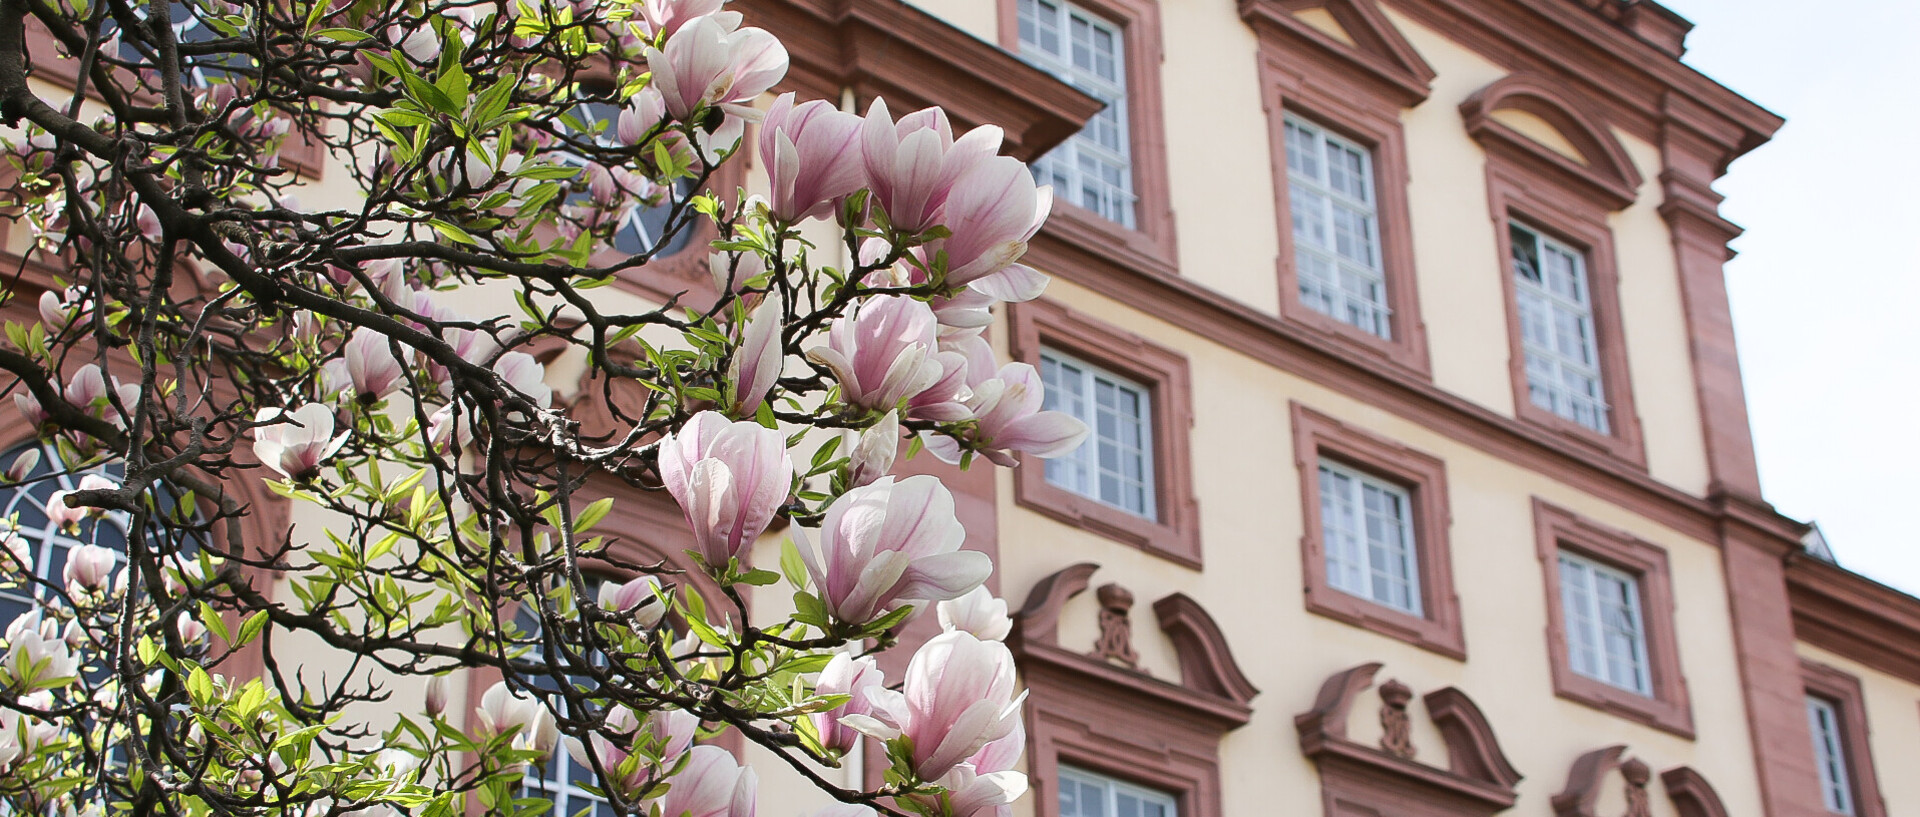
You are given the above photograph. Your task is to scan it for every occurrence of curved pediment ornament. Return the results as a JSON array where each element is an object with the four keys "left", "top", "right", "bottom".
[
  {"left": 1551, "top": 745, "right": 1655, "bottom": 817},
  {"left": 1660, "top": 766, "right": 1731, "bottom": 817},
  {"left": 1152, "top": 592, "right": 1260, "bottom": 706},
  {"left": 1460, "top": 74, "right": 1644, "bottom": 211},
  {"left": 1295, "top": 663, "right": 1522, "bottom": 813},
  {"left": 1009, "top": 564, "right": 1254, "bottom": 728}
]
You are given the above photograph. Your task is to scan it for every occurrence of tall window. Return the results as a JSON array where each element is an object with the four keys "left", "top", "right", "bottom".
[
  {"left": 1059, "top": 766, "right": 1177, "bottom": 817},
  {"left": 0, "top": 442, "right": 130, "bottom": 626},
  {"left": 1284, "top": 115, "right": 1390, "bottom": 338},
  {"left": 1039, "top": 349, "right": 1155, "bottom": 519},
  {"left": 516, "top": 600, "right": 617, "bottom": 817},
  {"left": 1557, "top": 552, "right": 1650, "bottom": 696},
  {"left": 1509, "top": 222, "right": 1609, "bottom": 434},
  {"left": 1807, "top": 695, "right": 1857, "bottom": 815},
  {"left": 1316, "top": 460, "right": 1419, "bottom": 615},
  {"left": 1017, "top": 0, "right": 1135, "bottom": 227}
]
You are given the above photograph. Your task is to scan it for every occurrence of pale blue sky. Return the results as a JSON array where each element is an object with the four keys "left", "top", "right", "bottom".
[{"left": 1663, "top": 0, "right": 1920, "bottom": 592}]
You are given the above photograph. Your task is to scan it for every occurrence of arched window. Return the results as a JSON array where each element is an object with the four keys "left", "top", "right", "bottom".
[
  {"left": 563, "top": 97, "right": 698, "bottom": 260},
  {"left": 0, "top": 442, "right": 131, "bottom": 626}
]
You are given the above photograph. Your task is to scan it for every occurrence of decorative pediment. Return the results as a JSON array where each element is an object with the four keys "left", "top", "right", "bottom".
[
  {"left": 1551, "top": 745, "right": 1653, "bottom": 817},
  {"left": 737, "top": 0, "right": 1104, "bottom": 162},
  {"left": 1660, "top": 766, "right": 1731, "bottom": 817},
  {"left": 1295, "top": 662, "right": 1522, "bottom": 813},
  {"left": 1238, "top": 0, "right": 1434, "bottom": 106},
  {"left": 1009, "top": 563, "right": 1257, "bottom": 728},
  {"left": 1461, "top": 74, "right": 1644, "bottom": 210}
]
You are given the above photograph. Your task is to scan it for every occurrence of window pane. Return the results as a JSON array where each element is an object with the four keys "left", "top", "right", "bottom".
[
  {"left": 1039, "top": 349, "right": 1155, "bottom": 520},
  {"left": 1284, "top": 114, "right": 1390, "bottom": 339},
  {"left": 1320, "top": 461, "right": 1420, "bottom": 615},
  {"left": 1560, "top": 552, "right": 1650, "bottom": 695},
  {"left": 1019, "top": 2, "right": 1134, "bottom": 228},
  {"left": 1807, "top": 696, "right": 1857, "bottom": 815},
  {"left": 1510, "top": 221, "right": 1610, "bottom": 434},
  {"left": 1059, "top": 768, "right": 1176, "bottom": 817}
]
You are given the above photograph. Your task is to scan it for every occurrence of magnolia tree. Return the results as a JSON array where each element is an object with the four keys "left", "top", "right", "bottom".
[{"left": 0, "top": 0, "right": 1089, "bottom": 814}]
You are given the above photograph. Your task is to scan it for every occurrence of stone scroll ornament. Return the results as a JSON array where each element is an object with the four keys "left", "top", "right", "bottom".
[{"left": 1091, "top": 582, "right": 1143, "bottom": 668}]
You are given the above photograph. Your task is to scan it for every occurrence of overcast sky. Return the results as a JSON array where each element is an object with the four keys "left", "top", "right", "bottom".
[{"left": 1659, "top": 0, "right": 1920, "bottom": 593}]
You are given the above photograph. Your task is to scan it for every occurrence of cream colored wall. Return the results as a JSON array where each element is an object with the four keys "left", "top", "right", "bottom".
[
  {"left": 988, "top": 275, "right": 1764, "bottom": 817},
  {"left": 1796, "top": 644, "right": 1920, "bottom": 816}
]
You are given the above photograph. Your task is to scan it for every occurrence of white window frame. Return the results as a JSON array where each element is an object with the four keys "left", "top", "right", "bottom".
[
  {"left": 1058, "top": 765, "right": 1178, "bottom": 817},
  {"left": 1807, "top": 694, "right": 1857, "bottom": 816},
  {"left": 1016, "top": 0, "right": 1137, "bottom": 228},
  {"left": 1316, "top": 459, "right": 1421, "bottom": 616},
  {"left": 1509, "top": 221, "right": 1611, "bottom": 434},
  {"left": 1039, "top": 348, "right": 1157, "bottom": 520},
  {"left": 1557, "top": 551, "right": 1652, "bottom": 696},
  {"left": 1284, "top": 114, "right": 1391, "bottom": 339}
]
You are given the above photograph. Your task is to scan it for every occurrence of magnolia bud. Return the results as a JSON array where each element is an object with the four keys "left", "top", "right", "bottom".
[
  {"left": 848, "top": 411, "right": 899, "bottom": 488},
  {"left": 424, "top": 674, "right": 450, "bottom": 718},
  {"left": 6, "top": 448, "right": 40, "bottom": 483}
]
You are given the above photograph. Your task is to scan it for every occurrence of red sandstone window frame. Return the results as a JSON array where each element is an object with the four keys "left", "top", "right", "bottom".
[
  {"left": 1009, "top": 299, "right": 1200, "bottom": 568},
  {"left": 997, "top": 0, "right": 1178, "bottom": 277},
  {"left": 1255, "top": 42, "right": 1431, "bottom": 375},
  {"left": 1800, "top": 659, "right": 1887, "bottom": 817},
  {"left": 1291, "top": 403, "right": 1463, "bottom": 658},
  {"left": 1532, "top": 499, "right": 1692, "bottom": 737},
  {"left": 1471, "top": 80, "right": 1647, "bottom": 468}
]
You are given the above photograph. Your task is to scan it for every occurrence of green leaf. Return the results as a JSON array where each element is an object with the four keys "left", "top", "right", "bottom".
[
  {"left": 779, "top": 538, "right": 808, "bottom": 589},
  {"left": 430, "top": 219, "right": 480, "bottom": 246},
  {"left": 573, "top": 497, "right": 613, "bottom": 533},
  {"left": 737, "top": 568, "right": 781, "bottom": 587},
  {"left": 312, "top": 27, "right": 373, "bottom": 42}
]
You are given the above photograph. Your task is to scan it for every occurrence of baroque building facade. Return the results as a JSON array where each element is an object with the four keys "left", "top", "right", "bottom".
[{"left": 5, "top": 1, "right": 1918, "bottom": 817}]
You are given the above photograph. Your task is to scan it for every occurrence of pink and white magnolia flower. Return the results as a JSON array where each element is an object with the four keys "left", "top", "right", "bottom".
[
  {"left": 644, "top": 745, "right": 757, "bottom": 817},
  {"left": 0, "top": 524, "right": 29, "bottom": 575},
  {"left": 636, "top": 0, "right": 735, "bottom": 38},
  {"left": 598, "top": 575, "right": 668, "bottom": 629},
  {"left": 64, "top": 364, "right": 106, "bottom": 408},
  {"left": 925, "top": 362, "right": 1087, "bottom": 468},
  {"left": 923, "top": 720, "right": 1029, "bottom": 817},
  {"left": 924, "top": 156, "right": 1053, "bottom": 299},
  {"left": 846, "top": 630, "right": 1023, "bottom": 781},
  {"left": 324, "top": 328, "right": 408, "bottom": 403},
  {"left": 759, "top": 93, "right": 867, "bottom": 223},
  {"left": 62, "top": 544, "right": 116, "bottom": 592},
  {"left": 4, "top": 627, "right": 79, "bottom": 691},
  {"left": 797, "top": 475, "right": 989, "bottom": 626},
  {"left": 5, "top": 448, "right": 39, "bottom": 483},
  {"left": 657, "top": 411, "right": 794, "bottom": 569},
  {"left": 252, "top": 404, "right": 350, "bottom": 481},
  {"left": 806, "top": 296, "right": 946, "bottom": 413},
  {"left": 937, "top": 587, "right": 1012, "bottom": 642},
  {"left": 474, "top": 681, "right": 557, "bottom": 757},
  {"left": 617, "top": 87, "right": 668, "bottom": 145},
  {"left": 37, "top": 286, "right": 90, "bottom": 333},
  {"left": 811, "top": 652, "right": 884, "bottom": 755},
  {"left": 567, "top": 706, "right": 698, "bottom": 795},
  {"left": 861, "top": 98, "right": 1004, "bottom": 235},
  {"left": 645, "top": 16, "right": 787, "bottom": 122},
  {"left": 43, "top": 491, "right": 86, "bottom": 534},
  {"left": 493, "top": 352, "right": 553, "bottom": 411},
  {"left": 727, "top": 291, "right": 784, "bottom": 417},
  {"left": 135, "top": 204, "right": 163, "bottom": 242},
  {"left": 12, "top": 394, "right": 46, "bottom": 428},
  {"left": 846, "top": 410, "right": 899, "bottom": 489},
  {"left": 424, "top": 674, "right": 450, "bottom": 718}
]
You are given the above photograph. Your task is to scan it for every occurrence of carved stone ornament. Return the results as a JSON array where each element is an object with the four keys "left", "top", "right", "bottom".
[
  {"left": 1295, "top": 663, "right": 1522, "bottom": 815},
  {"left": 1091, "top": 582, "right": 1142, "bottom": 668},
  {"left": 1552, "top": 745, "right": 1661, "bottom": 817},
  {"left": 1621, "top": 758, "right": 1652, "bottom": 817},
  {"left": 1379, "top": 679, "right": 1415, "bottom": 760}
]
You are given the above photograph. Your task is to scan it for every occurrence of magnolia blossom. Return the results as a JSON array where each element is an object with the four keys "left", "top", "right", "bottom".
[
  {"left": 646, "top": 16, "right": 787, "bottom": 121},
  {"left": 925, "top": 362, "right": 1087, "bottom": 467},
  {"left": 759, "top": 93, "right": 866, "bottom": 223},
  {"left": 6, "top": 448, "right": 40, "bottom": 483},
  {"left": 617, "top": 87, "right": 668, "bottom": 145},
  {"left": 807, "top": 296, "right": 945, "bottom": 413},
  {"left": 252, "top": 404, "right": 350, "bottom": 480},
  {"left": 493, "top": 352, "right": 552, "bottom": 411},
  {"left": 568, "top": 706, "right": 698, "bottom": 795},
  {"left": 597, "top": 575, "right": 668, "bottom": 629},
  {"left": 324, "top": 329, "right": 408, "bottom": 403},
  {"left": 37, "top": 286, "right": 90, "bottom": 332},
  {"left": 709, "top": 249, "right": 767, "bottom": 294},
  {"left": 644, "top": 745, "right": 756, "bottom": 817},
  {"left": 5, "top": 626, "right": 79, "bottom": 691},
  {"left": 64, "top": 364, "right": 106, "bottom": 408},
  {"left": 798, "top": 475, "right": 989, "bottom": 626},
  {"left": 847, "top": 630, "right": 1023, "bottom": 781},
  {"left": 861, "top": 98, "right": 1003, "bottom": 234},
  {"left": 12, "top": 394, "right": 46, "bottom": 428},
  {"left": 727, "top": 291, "right": 783, "bottom": 417},
  {"left": 63, "top": 544, "right": 116, "bottom": 592},
  {"left": 474, "top": 681, "right": 558, "bottom": 757},
  {"left": 424, "top": 674, "right": 450, "bottom": 718},
  {"left": 43, "top": 491, "right": 86, "bottom": 533},
  {"left": 657, "top": 411, "right": 794, "bottom": 569},
  {"left": 811, "top": 653, "right": 883, "bottom": 754},
  {"left": 0, "top": 524, "right": 28, "bottom": 575},
  {"left": 846, "top": 410, "right": 899, "bottom": 489},
  {"left": 925, "top": 720, "right": 1028, "bottom": 817},
  {"left": 937, "top": 587, "right": 1012, "bottom": 642},
  {"left": 926, "top": 156, "right": 1052, "bottom": 299},
  {"left": 637, "top": 0, "right": 734, "bottom": 37}
]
